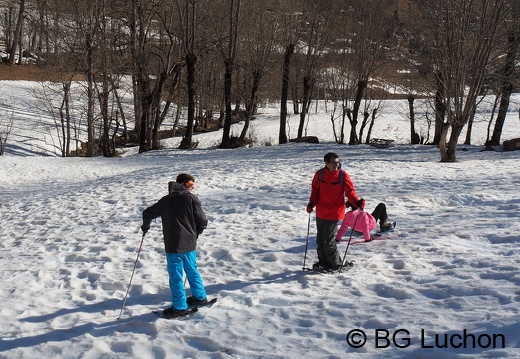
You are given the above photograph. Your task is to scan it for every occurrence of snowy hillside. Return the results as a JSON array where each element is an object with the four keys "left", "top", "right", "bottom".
[{"left": 1, "top": 80, "right": 520, "bottom": 358}]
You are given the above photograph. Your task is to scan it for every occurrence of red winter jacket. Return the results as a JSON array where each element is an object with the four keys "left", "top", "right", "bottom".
[{"left": 308, "top": 168, "right": 360, "bottom": 221}]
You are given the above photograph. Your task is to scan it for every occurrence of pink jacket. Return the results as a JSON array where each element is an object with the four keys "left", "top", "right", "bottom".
[{"left": 336, "top": 209, "right": 376, "bottom": 241}]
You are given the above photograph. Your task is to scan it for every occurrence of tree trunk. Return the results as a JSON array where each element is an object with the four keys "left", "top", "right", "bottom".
[
  {"left": 86, "top": 33, "right": 95, "bottom": 157},
  {"left": 180, "top": 53, "right": 198, "bottom": 149},
  {"left": 138, "top": 91, "right": 151, "bottom": 153},
  {"left": 220, "top": 58, "right": 234, "bottom": 148},
  {"left": 98, "top": 15, "right": 114, "bottom": 157},
  {"left": 59, "top": 82, "right": 71, "bottom": 157},
  {"left": 9, "top": 0, "right": 25, "bottom": 65},
  {"left": 298, "top": 75, "right": 312, "bottom": 138},
  {"left": 159, "top": 64, "right": 180, "bottom": 135},
  {"left": 279, "top": 44, "right": 294, "bottom": 144},
  {"left": 151, "top": 72, "right": 166, "bottom": 150},
  {"left": 292, "top": 86, "right": 300, "bottom": 114},
  {"left": 490, "top": 31, "right": 519, "bottom": 146},
  {"left": 443, "top": 124, "right": 464, "bottom": 162},
  {"left": 349, "top": 80, "right": 366, "bottom": 145},
  {"left": 433, "top": 72, "right": 445, "bottom": 146},
  {"left": 358, "top": 111, "right": 369, "bottom": 143},
  {"left": 365, "top": 108, "right": 377, "bottom": 143},
  {"left": 438, "top": 123, "right": 450, "bottom": 162},
  {"left": 131, "top": 73, "right": 141, "bottom": 133},
  {"left": 110, "top": 80, "right": 128, "bottom": 140},
  {"left": 339, "top": 104, "right": 347, "bottom": 144},
  {"left": 463, "top": 107, "right": 476, "bottom": 145},
  {"left": 99, "top": 78, "right": 112, "bottom": 157},
  {"left": 137, "top": 68, "right": 152, "bottom": 153},
  {"left": 240, "top": 70, "right": 261, "bottom": 141},
  {"left": 408, "top": 94, "right": 420, "bottom": 144}
]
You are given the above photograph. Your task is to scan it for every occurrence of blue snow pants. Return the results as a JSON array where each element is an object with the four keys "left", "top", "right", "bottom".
[{"left": 165, "top": 251, "right": 207, "bottom": 310}]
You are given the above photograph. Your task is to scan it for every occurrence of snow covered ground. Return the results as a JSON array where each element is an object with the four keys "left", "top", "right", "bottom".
[{"left": 1, "top": 80, "right": 520, "bottom": 358}]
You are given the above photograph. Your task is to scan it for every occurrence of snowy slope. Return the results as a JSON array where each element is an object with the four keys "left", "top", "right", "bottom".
[{"left": 1, "top": 80, "right": 520, "bottom": 358}]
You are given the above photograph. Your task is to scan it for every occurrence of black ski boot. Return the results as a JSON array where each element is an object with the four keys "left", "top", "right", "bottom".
[
  {"left": 186, "top": 296, "right": 208, "bottom": 308},
  {"left": 162, "top": 307, "right": 189, "bottom": 319}
]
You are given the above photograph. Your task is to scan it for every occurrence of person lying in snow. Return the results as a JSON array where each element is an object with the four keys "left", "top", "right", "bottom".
[{"left": 335, "top": 201, "right": 393, "bottom": 242}]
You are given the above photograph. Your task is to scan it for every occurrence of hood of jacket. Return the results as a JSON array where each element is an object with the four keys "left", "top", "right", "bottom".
[{"left": 168, "top": 182, "right": 189, "bottom": 197}]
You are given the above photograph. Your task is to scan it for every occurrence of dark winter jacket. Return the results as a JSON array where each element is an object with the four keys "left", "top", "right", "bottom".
[{"left": 142, "top": 183, "right": 208, "bottom": 253}]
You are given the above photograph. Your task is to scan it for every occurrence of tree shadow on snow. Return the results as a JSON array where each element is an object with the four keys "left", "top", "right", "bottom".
[{"left": 0, "top": 295, "right": 166, "bottom": 352}]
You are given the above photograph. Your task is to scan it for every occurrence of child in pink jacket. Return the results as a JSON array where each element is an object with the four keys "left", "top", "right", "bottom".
[{"left": 336, "top": 202, "right": 392, "bottom": 242}]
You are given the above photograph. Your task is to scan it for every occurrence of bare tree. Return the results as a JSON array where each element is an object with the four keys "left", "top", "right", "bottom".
[
  {"left": 32, "top": 78, "right": 79, "bottom": 157},
  {"left": 129, "top": 0, "right": 154, "bottom": 153},
  {"left": 360, "top": 98, "right": 385, "bottom": 144},
  {"left": 278, "top": 0, "right": 302, "bottom": 144},
  {"left": 8, "top": 0, "right": 25, "bottom": 65},
  {"left": 199, "top": 0, "right": 242, "bottom": 148},
  {"left": 325, "top": 45, "right": 356, "bottom": 144},
  {"left": 407, "top": 94, "right": 421, "bottom": 144},
  {"left": 238, "top": 0, "right": 277, "bottom": 143},
  {"left": 128, "top": 0, "right": 183, "bottom": 153},
  {"left": 414, "top": 0, "right": 510, "bottom": 162},
  {"left": 177, "top": 0, "right": 211, "bottom": 149},
  {"left": 489, "top": 2, "right": 520, "bottom": 146},
  {"left": 211, "top": 0, "right": 241, "bottom": 149},
  {"left": 279, "top": 44, "right": 295, "bottom": 144},
  {"left": 95, "top": 4, "right": 130, "bottom": 157},
  {"left": 346, "top": 0, "right": 391, "bottom": 145},
  {"left": 55, "top": 0, "right": 104, "bottom": 156},
  {"left": 6, "top": 0, "right": 517, "bottom": 158},
  {"left": 296, "top": 0, "right": 332, "bottom": 139},
  {"left": 326, "top": 0, "right": 392, "bottom": 145}
]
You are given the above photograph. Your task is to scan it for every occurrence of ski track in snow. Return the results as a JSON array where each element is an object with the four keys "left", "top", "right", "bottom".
[{"left": 1, "top": 81, "right": 520, "bottom": 358}]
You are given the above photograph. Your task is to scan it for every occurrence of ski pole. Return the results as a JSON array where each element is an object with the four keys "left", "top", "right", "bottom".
[
  {"left": 117, "top": 233, "right": 145, "bottom": 319},
  {"left": 339, "top": 208, "right": 361, "bottom": 273},
  {"left": 302, "top": 212, "right": 311, "bottom": 270}
]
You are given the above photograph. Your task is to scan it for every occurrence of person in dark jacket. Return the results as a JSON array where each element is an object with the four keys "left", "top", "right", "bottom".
[
  {"left": 307, "top": 152, "right": 363, "bottom": 271},
  {"left": 141, "top": 173, "right": 208, "bottom": 318}
]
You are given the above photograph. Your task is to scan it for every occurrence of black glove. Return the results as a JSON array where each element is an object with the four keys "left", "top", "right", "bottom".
[
  {"left": 306, "top": 202, "right": 314, "bottom": 213},
  {"left": 356, "top": 198, "right": 366, "bottom": 209},
  {"left": 141, "top": 223, "right": 150, "bottom": 234}
]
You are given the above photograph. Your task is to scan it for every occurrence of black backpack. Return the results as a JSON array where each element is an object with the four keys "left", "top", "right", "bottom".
[{"left": 318, "top": 168, "right": 345, "bottom": 186}]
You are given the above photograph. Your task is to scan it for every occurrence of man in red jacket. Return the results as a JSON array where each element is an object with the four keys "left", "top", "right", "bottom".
[{"left": 307, "top": 152, "right": 363, "bottom": 271}]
